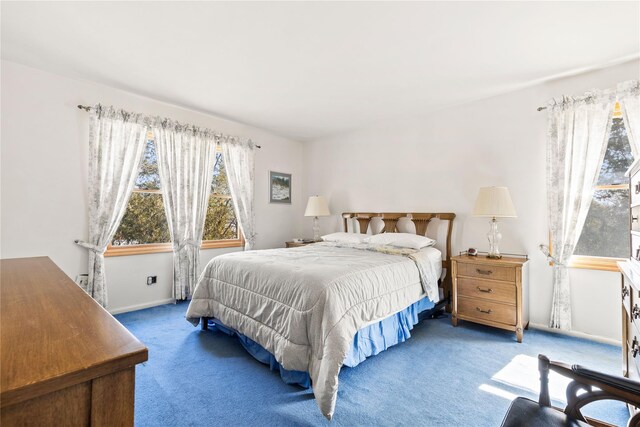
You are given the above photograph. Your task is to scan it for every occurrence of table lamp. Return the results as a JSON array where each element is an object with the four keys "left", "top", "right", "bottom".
[
  {"left": 305, "top": 196, "right": 331, "bottom": 242},
  {"left": 472, "top": 186, "right": 517, "bottom": 259}
]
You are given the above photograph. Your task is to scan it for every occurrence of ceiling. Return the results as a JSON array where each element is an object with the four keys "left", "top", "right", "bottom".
[{"left": 2, "top": 1, "right": 639, "bottom": 141}]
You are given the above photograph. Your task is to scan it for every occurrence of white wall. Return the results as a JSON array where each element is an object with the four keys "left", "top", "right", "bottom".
[
  {"left": 0, "top": 60, "right": 305, "bottom": 313},
  {"left": 303, "top": 59, "right": 640, "bottom": 343},
  {"left": 2, "top": 58, "right": 637, "bottom": 340}
]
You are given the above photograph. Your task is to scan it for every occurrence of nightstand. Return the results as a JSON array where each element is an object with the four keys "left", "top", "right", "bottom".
[
  {"left": 285, "top": 241, "right": 315, "bottom": 248},
  {"left": 451, "top": 254, "right": 529, "bottom": 342}
]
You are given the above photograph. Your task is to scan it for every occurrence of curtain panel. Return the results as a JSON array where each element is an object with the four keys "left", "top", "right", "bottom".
[
  {"left": 618, "top": 80, "right": 640, "bottom": 158},
  {"left": 76, "top": 103, "right": 256, "bottom": 304},
  {"left": 153, "top": 120, "right": 217, "bottom": 301},
  {"left": 221, "top": 139, "right": 257, "bottom": 250},
  {"left": 75, "top": 105, "right": 149, "bottom": 307},
  {"left": 545, "top": 90, "right": 615, "bottom": 330}
]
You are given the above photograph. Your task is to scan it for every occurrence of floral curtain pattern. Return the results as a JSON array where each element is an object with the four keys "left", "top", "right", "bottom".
[
  {"left": 545, "top": 90, "right": 615, "bottom": 330},
  {"left": 75, "top": 104, "right": 148, "bottom": 307},
  {"left": 76, "top": 103, "right": 256, "bottom": 303},
  {"left": 152, "top": 120, "right": 217, "bottom": 300},
  {"left": 221, "top": 139, "right": 257, "bottom": 250},
  {"left": 618, "top": 80, "right": 640, "bottom": 158}
]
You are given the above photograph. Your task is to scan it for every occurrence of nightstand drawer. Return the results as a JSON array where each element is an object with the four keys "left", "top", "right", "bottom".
[
  {"left": 457, "top": 262, "right": 515, "bottom": 282},
  {"left": 457, "top": 277, "right": 515, "bottom": 304},
  {"left": 458, "top": 296, "right": 516, "bottom": 326}
]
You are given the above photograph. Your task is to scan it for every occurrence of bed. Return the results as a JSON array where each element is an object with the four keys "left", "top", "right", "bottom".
[{"left": 186, "top": 212, "right": 455, "bottom": 419}]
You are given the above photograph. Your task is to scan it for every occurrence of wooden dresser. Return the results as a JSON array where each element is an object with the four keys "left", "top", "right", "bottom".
[
  {"left": 619, "top": 158, "right": 640, "bottom": 417},
  {"left": 619, "top": 262, "right": 640, "bottom": 385},
  {"left": 0, "top": 257, "right": 148, "bottom": 426},
  {"left": 451, "top": 254, "right": 529, "bottom": 342}
]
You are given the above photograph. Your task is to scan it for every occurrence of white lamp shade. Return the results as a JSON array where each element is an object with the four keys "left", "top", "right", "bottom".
[
  {"left": 304, "top": 196, "right": 331, "bottom": 217},
  {"left": 472, "top": 186, "right": 517, "bottom": 218}
]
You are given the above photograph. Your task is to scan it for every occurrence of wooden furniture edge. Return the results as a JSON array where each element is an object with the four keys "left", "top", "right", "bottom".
[
  {"left": 515, "top": 265, "right": 524, "bottom": 342},
  {"left": 451, "top": 258, "right": 459, "bottom": 326},
  {"left": 623, "top": 277, "right": 629, "bottom": 380},
  {"left": 451, "top": 254, "right": 528, "bottom": 266},
  {"left": 455, "top": 314, "right": 519, "bottom": 332},
  {"left": 1, "top": 257, "right": 148, "bottom": 408},
  {"left": 1, "top": 349, "right": 148, "bottom": 408}
]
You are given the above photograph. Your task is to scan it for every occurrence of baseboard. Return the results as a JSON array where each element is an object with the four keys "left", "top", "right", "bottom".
[
  {"left": 529, "top": 322, "right": 621, "bottom": 347},
  {"left": 109, "top": 298, "right": 175, "bottom": 315}
]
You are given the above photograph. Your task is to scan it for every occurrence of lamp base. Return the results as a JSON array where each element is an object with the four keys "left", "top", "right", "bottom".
[
  {"left": 487, "top": 217, "right": 503, "bottom": 259},
  {"left": 312, "top": 217, "right": 320, "bottom": 242}
]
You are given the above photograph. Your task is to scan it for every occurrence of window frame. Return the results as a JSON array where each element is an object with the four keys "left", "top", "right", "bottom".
[
  {"left": 105, "top": 237, "right": 245, "bottom": 257},
  {"left": 549, "top": 103, "right": 629, "bottom": 272},
  {"left": 566, "top": 182, "right": 628, "bottom": 271},
  {"left": 105, "top": 144, "right": 244, "bottom": 257}
]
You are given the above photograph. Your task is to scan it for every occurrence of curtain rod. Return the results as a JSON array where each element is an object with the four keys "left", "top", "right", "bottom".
[{"left": 77, "top": 105, "right": 262, "bottom": 148}]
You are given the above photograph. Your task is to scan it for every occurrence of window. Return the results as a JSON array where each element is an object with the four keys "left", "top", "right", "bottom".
[
  {"left": 569, "top": 102, "right": 633, "bottom": 271},
  {"left": 106, "top": 136, "right": 242, "bottom": 257},
  {"left": 201, "top": 150, "right": 242, "bottom": 247}
]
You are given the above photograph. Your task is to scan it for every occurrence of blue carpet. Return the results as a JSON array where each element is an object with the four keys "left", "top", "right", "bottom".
[{"left": 116, "top": 302, "right": 629, "bottom": 426}]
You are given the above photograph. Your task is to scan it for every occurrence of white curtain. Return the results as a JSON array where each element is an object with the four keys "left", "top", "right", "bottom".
[
  {"left": 618, "top": 80, "right": 640, "bottom": 157},
  {"left": 221, "top": 139, "right": 256, "bottom": 250},
  {"left": 545, "top": 90, "right": 614, "bottom": 330},
  {"left": 75, "top": 105, "right": 148, "bottom": 307},
  {"left": 153, "top": 120, "right": 217, "bottom": 300}
]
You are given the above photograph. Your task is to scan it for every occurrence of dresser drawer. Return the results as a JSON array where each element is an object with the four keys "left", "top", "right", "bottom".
[
  {"left": 632, "top": 301, "right": 640, "bottom": 329},
  {"left": 627, "top": 312, "right": 638, "bottom": 347},
  {"left": 632, "top": 233, "right": 640, "bottom": 262},
  {"left": 628, "top": 333, "right": 640, "bottom": 378},
  {"left": 457, "top": 262, "right": 515, "bottom": 282},
  {"left": 624, "top": 279, "right": 633, "bottom": 318},
  {"left": 457, "top": 277, "right": 515, "bottom": 305},
  {"left": 632, "top": 206, "right": 640, "bottom": 232},
  {"left": 458, "top": 296, "right": 516, "bottom": 326},
  {"left": 632, "top": 170, "right": 640, "bottom": 207},
  {"left": 631, "top": 169, "right": 640, "bottom": 206}
]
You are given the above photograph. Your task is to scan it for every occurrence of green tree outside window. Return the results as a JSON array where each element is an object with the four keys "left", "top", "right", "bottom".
[{"left": 112, "top": 140, "right": 239, "bottom": 247}]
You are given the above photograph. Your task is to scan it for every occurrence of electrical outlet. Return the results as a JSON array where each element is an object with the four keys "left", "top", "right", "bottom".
[
  {"left": 76, "top": 274, "right": 88, "bottom": 289},
  {"left": 146, "top": 276, "right": 157, "bottom": 286}
]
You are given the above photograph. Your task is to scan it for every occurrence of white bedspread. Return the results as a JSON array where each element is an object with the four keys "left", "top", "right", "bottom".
[{"left": 186, "top": 242, "right": 441, "bottom": 419}]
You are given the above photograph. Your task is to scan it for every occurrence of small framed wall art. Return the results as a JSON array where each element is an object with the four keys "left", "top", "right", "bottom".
[{"left": 269, "top": 171, "right": 291, "bottom": 204}]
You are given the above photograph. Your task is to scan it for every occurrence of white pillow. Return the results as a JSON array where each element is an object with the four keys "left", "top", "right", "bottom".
[
  {"left": 321, "top": 232, "right": 369, "bottom": 244},
  {"left": 366, "top": 233, "right": 436, "bottom": 250},
  {"left": 367, "top": 217, "right": 386, "bottom": 235}
]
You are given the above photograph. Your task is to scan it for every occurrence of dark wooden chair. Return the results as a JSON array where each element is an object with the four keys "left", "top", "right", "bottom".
[{"left": 501, "top": 354, "right": 640, "bottom": 427}]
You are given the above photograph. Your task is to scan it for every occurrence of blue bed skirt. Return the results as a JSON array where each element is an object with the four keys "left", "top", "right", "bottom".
[{"left": 207, "top": 296, "right": 435, "bottom": 388}]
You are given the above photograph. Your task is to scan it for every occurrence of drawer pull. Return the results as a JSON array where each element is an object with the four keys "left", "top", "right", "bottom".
[
  {"left": 636, "top": 182, "right": 640, "bottom": 194},
  {"left": 633, "top": 337, "right": 640, "bottom": 358},
  {"left": 633, "top": 304, "right": 640, "bottom": 320},
  {"left": 623, "top": 287, "right": 630, "bottom": 299},
  {"left": 476, "top": 307, "right": 492, "bottom": 314},
  {"left": 633, "top": 216, "right": 639, "bottom": 223},
  {"left": 476, "top": 269, "right": 493, "bottom": 276},
  {"left": 476, "top": 287, "right": 493, "bottom": 293}
]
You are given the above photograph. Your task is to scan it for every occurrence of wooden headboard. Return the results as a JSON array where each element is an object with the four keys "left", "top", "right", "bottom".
[{"left": 342, "top": 212, "right": 456, "bottom": 307}]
